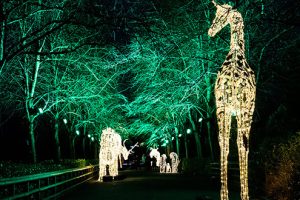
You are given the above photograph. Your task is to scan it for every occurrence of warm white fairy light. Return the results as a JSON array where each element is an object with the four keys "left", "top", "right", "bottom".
[
  {"left": 208, "top": 1, "right": 256, "bottom": 200},
  {"left": 98, "top": 127, "right": 134, "bottom": 182},
  {"left": 169, "top": 152, "right": 180, "bottom": 173}
]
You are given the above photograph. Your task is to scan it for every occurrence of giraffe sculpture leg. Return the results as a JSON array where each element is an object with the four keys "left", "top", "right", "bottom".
[
  {"left": 236, "top": 89, "right": 255, "bottom": 200},
  {"left": 236, "top": 124, "right": 250, "bottom": 200},
  {"left": 216, "top": 105, "right": 232, "bottom": 200}
]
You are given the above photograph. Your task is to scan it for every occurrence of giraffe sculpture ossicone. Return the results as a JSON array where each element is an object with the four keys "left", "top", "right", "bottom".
[{"left": 208, "top": 1, "right": 256, "bottom": 200}]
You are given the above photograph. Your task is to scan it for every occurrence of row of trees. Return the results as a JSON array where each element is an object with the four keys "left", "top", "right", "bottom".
[{"left": 0, "top": 0, "right": 298, "bottom": 163}]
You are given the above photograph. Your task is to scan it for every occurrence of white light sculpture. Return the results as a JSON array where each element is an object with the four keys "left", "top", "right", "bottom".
[
  {"left": 98, "top": 127, "right": 136, "bottom": 182},
  {"left": 208, "top": 1, "right": 256, "bottom": 200},
  {"left": 166, "top": 163, "right": 171, "bottom": 173},
  {"left": 159, "top": 154, "right": 167, "bottom": 173},
  {"left": 169, "top": 152, "right": 180, "bottom": 173},
  {"left": 149, "top": 148, "right": 160, "bottom": 167},
  {"left": 121, "top": 139, "right": 139, "bottom": 160}
]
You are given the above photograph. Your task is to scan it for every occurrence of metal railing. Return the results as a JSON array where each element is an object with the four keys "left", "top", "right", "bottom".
[{"left": 0, "top": 165, "right": 99, "bottom": 199}]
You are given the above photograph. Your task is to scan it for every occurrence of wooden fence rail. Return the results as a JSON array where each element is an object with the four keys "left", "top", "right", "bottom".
[{"left": 0, "top": 165, "right": 99, "bottom": 200}]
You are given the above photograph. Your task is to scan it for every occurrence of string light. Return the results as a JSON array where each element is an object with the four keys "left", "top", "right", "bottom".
[{"left": 208, "top": 1, "right": 256, "bottom": 200}]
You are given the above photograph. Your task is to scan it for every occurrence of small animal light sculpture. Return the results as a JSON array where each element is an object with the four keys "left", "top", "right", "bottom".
[
  {"left": 208, "top": 1, "right": 256, "bottom": 200},
  {"left": 149, "top": 148, "right": 160, "bottom": 168},
  {"left": 169, "top": 152, "right": 180, "bottom": 173},
  {"left": 98, "top": 128, "right": 137, "bottom": 182},
  {"left": 160, "top": 154, "right": 167, "bottom": 173},
  {"left": 166, "top": 163, "right": 171, "bottom": 173}
]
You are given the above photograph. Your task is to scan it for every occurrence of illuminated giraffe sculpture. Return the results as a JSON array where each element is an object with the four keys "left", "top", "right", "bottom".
[{"left": 208, "top": 1, "right": 256, "bottom": 200}]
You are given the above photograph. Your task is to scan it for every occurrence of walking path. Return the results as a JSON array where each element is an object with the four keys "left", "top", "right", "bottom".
[{"left": 61, "top": 169, "right": 240, "bottom": 200}]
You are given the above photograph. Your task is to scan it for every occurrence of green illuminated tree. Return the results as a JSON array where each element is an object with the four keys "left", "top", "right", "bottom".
[{"left": 124, "top": 0, "right": 221, "bottom": 160}]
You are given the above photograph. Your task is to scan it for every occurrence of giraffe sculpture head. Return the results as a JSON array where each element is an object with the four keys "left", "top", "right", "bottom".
[{"left": 208, "top": 1, "right": 233, "bottom": 37}]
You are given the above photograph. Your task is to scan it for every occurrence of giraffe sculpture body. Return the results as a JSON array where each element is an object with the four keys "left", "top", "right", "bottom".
[{"left": 208, "top": 1, "right": 256, "bottom": 200}]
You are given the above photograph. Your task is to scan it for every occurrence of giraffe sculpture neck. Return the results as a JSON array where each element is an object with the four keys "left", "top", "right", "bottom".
[{"left": 229, "top": 11, "right": 245, "bottom": 54}]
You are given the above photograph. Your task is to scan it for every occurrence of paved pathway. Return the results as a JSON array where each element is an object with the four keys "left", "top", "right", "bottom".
[{"left": 61, "top": 169, "right": 240, "bottom": 200}]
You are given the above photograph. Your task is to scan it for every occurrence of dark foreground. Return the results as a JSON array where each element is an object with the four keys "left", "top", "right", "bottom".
[{"left": 60, "top": 169, "right": 240, "bottom": 200}]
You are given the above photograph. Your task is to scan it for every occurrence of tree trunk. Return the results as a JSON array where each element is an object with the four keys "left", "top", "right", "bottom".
[
  {"left": 54, "top": 114, "right": 61, "bottom": 161},
  {"left": 29, "top": 118, "right": 37, "bottom": 163},
  {"left": 183, "top": 127, "right": 189, "bottom": 158},
  {"left": 200, "top": 35, "right": 214, "bottom": 160},
  {"left": 206, "top": 113, "right": 214, "bottom": 160},
  {"left": 204, "top": 59, "right": 214, "bottom": 160},
  {"left": 82, "top": 137, "right": 86, "bottom": 158},
  {"left": 69, "top": 134, "right": 75, "bottom": 159},
  {"left": 82, "top": 125, "right": 86, "bottom": 158},
  {"left": 189, "top": 115, "right": 202, "bottom": 159},
  {"left": 175, "top": 127, "right": 180, "bottom": 156},
  {"left": 169, "top": 139, "right": 173, "bottom": 154},
  {"left": 93, "top": 141, "right": 98, "bottom": 159}
]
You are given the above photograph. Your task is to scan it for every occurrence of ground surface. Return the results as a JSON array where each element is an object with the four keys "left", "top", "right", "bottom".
[{"left": 61, "top": 169, "right": 241, "bottom": 200}]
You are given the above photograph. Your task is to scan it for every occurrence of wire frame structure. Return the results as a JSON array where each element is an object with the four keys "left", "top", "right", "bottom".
[{"left": 208, "top": 1, "right": 256, "bottom": 200}]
